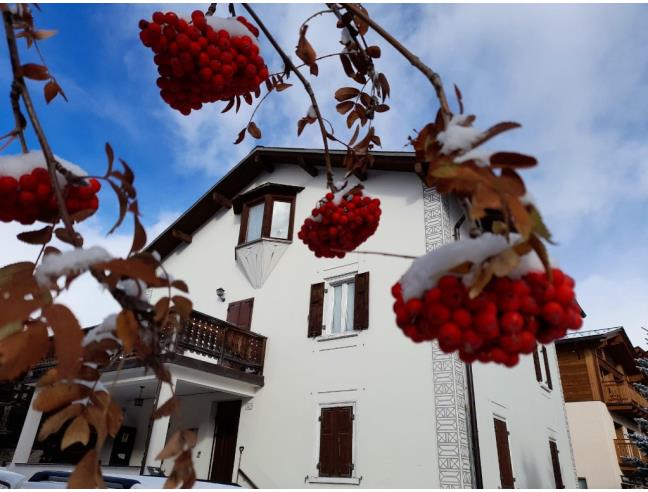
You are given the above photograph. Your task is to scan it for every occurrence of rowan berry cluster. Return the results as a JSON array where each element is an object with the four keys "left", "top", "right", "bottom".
[
  {"left": 298, "top": 189, "right": 381, "bottom": 258},
  {"left": 138, "top": 10, "right": 269, "bottom": 115},
  {"left": 0, "top": 168, "right": 100, "bottom": 225},
  {"left": 392, "top": 268, "right": 582, "bottom": 366}
]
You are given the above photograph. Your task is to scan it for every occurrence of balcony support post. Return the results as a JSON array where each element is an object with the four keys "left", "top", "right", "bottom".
[
  {"left": 143, "top": 376, "right": 176, "bottom": 474},
  {"left": 11, "top": 389, "right": 42, "bottom": 465}
]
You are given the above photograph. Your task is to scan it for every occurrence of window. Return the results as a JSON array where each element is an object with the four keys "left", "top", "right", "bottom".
[
  {"left": 307, "top": 272, "right": 369, "bottom": 338},
  {"left": 549, "top": 440, "right": 565, "bottom": 489},
  {"left": 494, "top": 418, "right": 515, "bottom": 489},
  {"left": 234, "top": 183, "right": 304, "bottom": 246},
  {"left": 577, "top": 477, "right": 588, "bottom": 489},
  {"left": 533, "top": 345, "right": 553, "bottom": 389},
  {"left": 318, "top": 406, "right": 354, "bottom": 478}
]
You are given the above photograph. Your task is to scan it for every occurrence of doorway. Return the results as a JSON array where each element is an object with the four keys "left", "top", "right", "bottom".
[{"left": 209, "top": 400, "right": 242, "bottom": 484}]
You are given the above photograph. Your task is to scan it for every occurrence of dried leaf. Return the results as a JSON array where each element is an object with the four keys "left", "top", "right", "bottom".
[
  {"left": 295, "top": 24, "right": 317, "bottom": 67},
  {"left": 377, "top": 73, "right": 390, "bottom": 101},
  {"left": 33, "top": 29, "right": 57, "bottom": 40},
  {"left": 172, "top": 295, "right": 193, "bottom": 320},
  {"left": 43, "top": 79, "right": 60, "bottom": 104},
  {"left": 375, "top": 104, "right": 390, "bottom": 113},
  {"left": 310, "top": 62, "right": 319, "bottom": 76},
  {"left": 529, "top": 205, "right": 553, "bottom": 243},
  {"left": 489, "top": 152, "right": 537, "bottom": 169},
  {"left": 154, "top": 397, "right": 180, "bottom": 419},
  {"left": 247, "top": 122, "right": 262, "bottom": 139},
  {"left": 0, "top": 322, "right": 49, "bottom": 380},
  {"left": 107, "top": 400, "right": 124, "bottom": 437},
  {"left": 61, "top": 414, "right": 90, "bottom": 450},
  {"left": 17, "top": 225, "right": 52, "bottom": 245},
  {"left": 529, "top": 234, "right": 552, "bottom": 279},
  {"left": 472, "top": 122, "right": 522, "bottom": 149},
  {"left": 234, "top": 128, "right": 246, "bottom": 145},
  {"left": 156, "top": 431, "right": 183, "bottom": 460},
  {"left": 43, "top": 304, "right": 83, "bottom": 378},
  {"left": 116, "top": 309, "right": 139, "bottom": 353},
  {"left": 334, "top": 87, "right": 360, "bottom": 102},
  {"left": 490, "top": 248, "right": 521, "bottom": 277},
  {"left": 339, "top": 54, "right": 355, "bottom": 78},
  {"left": 171, "top": 280, "right": 189, "bottom": 293},
  {"left": 34, "top": 383, "right": 87, "bottom": 413},
  {"left": 348, "top": 125, "right": 360, "bottom": 147},
  {"left": 366, "top": 45, "right": 381, "bottom": 58},
  {"left": 275, "top": 82, "right": 292, "bottom": 92},
  {"left": 54, "top": 227, "right": 83, "bottom": 246},
  {"left": 68, "top": 450, "right": 104, "bottom": 489},
  {"left": 20, "top": 63, "right": 49, "bottom": 80},
  {"left": 221, "top": 98, "right": 235, "bottom": 113},
  {"left": 347, "top": 110, "right": 359, "bottom": 128},
  {"left": 336, "top": 101, "right": 354, "bottom": 115},
  {"left": 130, "top": 213, "right": 147, "bottom": 255},
  {"left": 38, "top": 404, "right": 83, "bottom": 441},
  {"left": 454, "top": 84, "right": 464, "bottom": 114}
]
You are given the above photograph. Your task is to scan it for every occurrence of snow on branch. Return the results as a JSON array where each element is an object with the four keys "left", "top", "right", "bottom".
[{"left": 35, "top": 246, "right": 112, "bottom": 288}]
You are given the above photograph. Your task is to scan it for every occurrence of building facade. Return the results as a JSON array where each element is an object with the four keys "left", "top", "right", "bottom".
[
  {"left": 10, "top": 148, "right": 577, "bottom": 488},
  {"left": 556, "top": 327, "right": 648, "bottom": 488}
]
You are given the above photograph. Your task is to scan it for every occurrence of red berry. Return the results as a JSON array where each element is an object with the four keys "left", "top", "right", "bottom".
[
  {"left": 438, "top": 275, "right": 459, "bottom": 290},
  {"left": 555, "top": 285, "right": 575, "bottom": 304},
  {"left": 18, "top": 190, "right": 35, "bottom": 207},
  {"left": 501, "top": 311, "right": 524, "bottom": 334},
  {"left": 19, "top": 174, "right": 37, "bottom": 191},
  {"left": 406, "top": 299, "right": 423, "bottom": 316},
  {"left": 438, "top": 323, "right": 462, "bottom": 351},
  {"left": 542, "top": 302, "right": 564, "bottom": 325},
  {"left": 452, "top": 309, "right": 472, "bottom": 329},
  {"left": 0, "top": 176, "right": 18, "bottom": 194}
]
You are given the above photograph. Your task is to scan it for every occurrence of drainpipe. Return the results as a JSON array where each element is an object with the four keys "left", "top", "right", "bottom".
[
  {"left": 454, "top": 213, "right": 483, "bottom": 488},
  {"left": 139, "top": 379, "right": 162, "bottom": 476}
]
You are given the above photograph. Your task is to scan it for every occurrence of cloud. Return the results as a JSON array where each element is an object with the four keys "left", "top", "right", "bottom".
[{"left": 0, "top": 210, "right": 177, "bottom": 328}]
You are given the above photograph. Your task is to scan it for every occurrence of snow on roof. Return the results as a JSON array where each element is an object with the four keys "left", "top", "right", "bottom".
[{"left": 562, "top": 326, "right": 623, "bottom": 340}]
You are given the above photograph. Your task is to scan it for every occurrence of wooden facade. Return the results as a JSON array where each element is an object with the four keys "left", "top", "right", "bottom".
[{"left": 556, "top": 328, "right": 648, "bottom": 485}]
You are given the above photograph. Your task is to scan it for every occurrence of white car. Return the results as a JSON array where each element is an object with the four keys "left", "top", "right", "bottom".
[{"left": 0, "top": 469, "right": 242, "bottom": 489}]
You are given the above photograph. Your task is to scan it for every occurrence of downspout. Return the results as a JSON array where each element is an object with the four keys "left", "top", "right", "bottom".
[
  {"left": 139, "top": 379, "right": 163, "bottom": 476},
  {"left": 454, "top": 213, "right": 483, "bottom": 488}
]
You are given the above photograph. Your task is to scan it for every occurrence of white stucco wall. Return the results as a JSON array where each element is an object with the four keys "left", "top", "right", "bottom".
[
  {"left": 567, "top": 401, "right": 622, "bottom": 489},
  {"left": 471, "top": 343, "right": 578, "bottom": 488}
]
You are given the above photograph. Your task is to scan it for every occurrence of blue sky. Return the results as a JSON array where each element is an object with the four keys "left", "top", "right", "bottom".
[{"left": 2, "top": 3, "right": 648, "bottom": 344}]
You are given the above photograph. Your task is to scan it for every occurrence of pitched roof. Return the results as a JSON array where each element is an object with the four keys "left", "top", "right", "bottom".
[{"left": 145, "top": 146, "right": 416, "bottom": 260}]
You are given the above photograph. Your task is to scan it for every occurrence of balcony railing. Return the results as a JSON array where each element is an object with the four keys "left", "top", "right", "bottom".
[
  {"left": 28, "top": 310, "right": 267, "bottom": 381},
  {"left": 615, "top": 439, "right": 647, "bottom": 466},
  {"left": 602, "top": 381, "right": 648, "bottom": 411}
]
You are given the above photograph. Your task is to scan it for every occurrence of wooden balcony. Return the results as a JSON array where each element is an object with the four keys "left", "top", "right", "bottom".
[
  {"left": 615, "top": 439, "right": 648, "bottom": 473},
  {"left": 28, "top": 310, "right": 267, "bottom": 386},
  {"left": 602, "top": 381, "right": 648, "bottom": 417}
]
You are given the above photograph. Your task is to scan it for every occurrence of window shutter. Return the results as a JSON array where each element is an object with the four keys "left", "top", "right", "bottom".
[
  {"left": 533, "top": 347, "right": 543, "bottom": 382},
  {"left": 542, "top": 346, "right": 553, "bottom": 389},
  {"left": 494, "top": 418, "right": 515, "bottom": 489},
  {"left": 549, "top": 441, "right": 564, "bottom": 488},
  {"left": 319, "top": 407, "right": 353, "bottom": 478},
  {"left": 308, "top": 283, "right": 325, "bottom": 338},
  {"left": 227, "top": 299, "right": 254, "bottom": 330},
  {"left": 227, "top": 302, "right": 241, "bottom": 325},
  {"left": 353, "top": 272, "right": 369, "bottom": 330}
]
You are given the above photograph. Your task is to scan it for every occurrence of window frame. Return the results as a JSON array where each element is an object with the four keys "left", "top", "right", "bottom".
[
  {"left": 308, "top": 401, "right": 359, "bottom": 485},
  {"left": 534, "top": 345, "right": 553, "bottom": 392},
  {"left": 238, "top": 194, "right": 297, "bottom": 246},
  {"left": 322, "top": 272, "right": 357, "bottom": 339}
]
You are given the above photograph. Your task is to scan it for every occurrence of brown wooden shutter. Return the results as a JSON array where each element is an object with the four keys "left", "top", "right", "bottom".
[
  {"left": 308, "top": 283, "right": 325, "bottom": 338},
  {"left": 542, "top": 346, "right": 553, "bottom": 389},
  {"left": 319, "top": 407, "right": 353, "bottom": 478},
  {"left": 549, "top": 440, "right": 564, "bottom": 488},
  {"left": 227, "top": 298, "right": 254, "bottom": 330},
  {"left": 533, "top": 347, "right": 543, "bottom": 382},
  {"left": 494, "top": 418, "right": 515, "bottom": 489},
  {"left": 353, "top": 272, "right": 369, "bottom": 330}
]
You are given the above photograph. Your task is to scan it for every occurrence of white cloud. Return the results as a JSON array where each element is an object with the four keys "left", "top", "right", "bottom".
[{"left": 0, "top": 210, "right": 176, "bottom": 329}]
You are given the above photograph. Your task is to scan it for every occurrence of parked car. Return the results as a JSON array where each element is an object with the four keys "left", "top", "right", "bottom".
[{"left": 0, "top": 469, "right": 242, "bottom": 489}]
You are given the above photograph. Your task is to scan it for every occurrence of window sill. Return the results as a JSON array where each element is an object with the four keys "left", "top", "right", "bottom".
[
  {"left": 540, "top": 383, "right": 553, "bottom": 394},
  {"left": 316, "top": 332, "right": 359, "bottom": 342},
  {"left": 236, "top": 237, "right": 292, "bottom": 249},
  {"left": 307, "top": 476, "right": 361, "bottom": 485}
]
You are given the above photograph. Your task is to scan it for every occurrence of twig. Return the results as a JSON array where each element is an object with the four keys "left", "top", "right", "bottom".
[
  {"left": 206, "top": 3, "right": 216, "bottom": 16},
  {"left": 242, "top": 3, "right": 336, "bottom": 192},
  {"left": 340, "top": 3, "right": 452, "bottom": 126},
  {"left": 267, "top": 51, "right": 352, "bottom": 79},
  {"left": 333, "top": 248, "right": 417, "bottom": 260},
  {"left": 300, "top": 8, "right": 334, "bottom": 30},
  {"left": 2, "top": 10, "right": 81, "bottom": 247},
  {"left": 9, "top": 80, "right": 27, "bottom": 153}
]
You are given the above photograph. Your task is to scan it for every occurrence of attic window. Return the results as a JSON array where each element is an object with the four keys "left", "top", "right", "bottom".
[{"left": 235, "top": 183, "right": 304, "bottom": 246}]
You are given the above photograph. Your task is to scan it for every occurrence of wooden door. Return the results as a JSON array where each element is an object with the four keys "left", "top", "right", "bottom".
[
  {"left": 209, "top": 400, "right": 242, "bottom": 484},
  {"left": 494, "top": 418, "right": 515, "bottom": 488}
]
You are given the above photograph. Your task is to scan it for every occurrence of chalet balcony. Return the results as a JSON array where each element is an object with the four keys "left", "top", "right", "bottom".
[
  {"left": 28, "top": 310, "right": 267, "bottom": 386},
  {"left": 602, "top": 381, "right": 648, "bottom": 417}
]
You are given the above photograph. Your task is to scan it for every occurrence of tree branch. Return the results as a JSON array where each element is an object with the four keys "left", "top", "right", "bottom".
[
  {"left": 340, "top": 3, "right": 452, "bottom": 126},
  {"left": 2, "top": 9, "right": 81, "bottom": 247},
  {"left": 242, "top": 3, "right": 336, "bottom": 192}
]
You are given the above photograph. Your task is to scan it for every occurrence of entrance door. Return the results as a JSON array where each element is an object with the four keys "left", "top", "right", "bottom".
[{"left": 209, "top": 400, "right": 242, "bottom": 484}]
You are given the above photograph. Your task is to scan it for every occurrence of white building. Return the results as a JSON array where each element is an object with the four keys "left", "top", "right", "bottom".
[{"left": 11, "top": 147, "right": 577, "bottom": 488}]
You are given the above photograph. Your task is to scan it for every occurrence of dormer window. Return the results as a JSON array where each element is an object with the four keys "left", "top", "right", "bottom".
[{"left": 234, "top": 183, "right": 304, "bottom": 246}]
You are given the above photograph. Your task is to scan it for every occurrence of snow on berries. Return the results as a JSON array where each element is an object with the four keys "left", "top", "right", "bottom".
[
  {"left": 0, "top": 151, "right": 100, "bottom": 225},
  {"left": 391, "top": 235, "right": 583, "bottom": 366},
  {"left": 298, "top": 186, "right": 381, "bottom": 258},
  {"left": 138, "top": 10, "right": 270, "bottom": 115}
]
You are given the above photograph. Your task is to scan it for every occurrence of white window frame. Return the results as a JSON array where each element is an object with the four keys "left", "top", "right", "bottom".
[
  {"left": 320, "top": 272, "right": 358, "bottom": 340},
  {"left": 307, "top": 400, "right": 360, "bottom": 485}
]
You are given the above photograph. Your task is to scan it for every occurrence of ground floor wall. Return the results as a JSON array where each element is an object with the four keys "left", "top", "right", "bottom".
[{"left": 567, "top": 401, "right": 622, "bottom": 489}]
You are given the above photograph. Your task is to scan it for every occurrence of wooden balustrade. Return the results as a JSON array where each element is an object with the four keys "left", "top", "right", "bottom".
[
  {"left": 28, "top": 310, "right": 267, "bottom": 380},
  {"left": 615, "top": 439, "right": 646, "bottom": 464},
  {"left": 603, "top": 381, "right": 648, "bottom": 410}
]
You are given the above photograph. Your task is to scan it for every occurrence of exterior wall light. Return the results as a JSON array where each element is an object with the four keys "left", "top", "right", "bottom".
[{"left": 217, "top": 288, "right": 226, "bottom": 302}]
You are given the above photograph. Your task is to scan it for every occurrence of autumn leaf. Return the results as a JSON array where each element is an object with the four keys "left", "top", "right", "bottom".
[
  {"left": 42, "top": 304, "right": 83, "bottom": 378},
  {"left": 16, "top": 226, "right": 52, "bottom": 245},
  {"left": 335, "top": 87, "right": 359, "bottom": 102},
  {"left": 275, "top": 82, "right": 292, "bottom": 92},
  {"left": 20, "top": 63, "right": 49, "bottom": 80},
  {"left": 116, "top": 309, "right": 139, "bottom": 353},
  {"left": 234, "top": 128, "right": 246, "bottom": 145},
  {"left": 38, "top": 404, "right": 83, "bottom": 441},
  {"left": 33, "top": 29, "right": 57, "bottom": 40},
  {"left": 366, "top": 45, "right": 381, "bottom": 58},
  {"left": 61, "top": 415, "right": 90, "bottom": 450},
  {"left": 0, "top": 322, "right": 49, "bottom": 380},
  {"left": 489, "top": 151, "right": 537, "bottom": 169},
  {"left": 172, "top": 295, "right": 193, "bottom": 320},
  {"left": 0, "top": 262, "right": 52, "bottom": 332},
  {"left": 154, "top": 396, "right": 180, "bottom": 419},
  {"left": 34, "top": 383, "right": 88, "bottom": 413},
  {"left": 130, "top": 213, "right": 147, "bottom": 255},
  {"left": 247, "top": 122, "right": 262, "bottom": 139},
  {"left": 336, "top": 101, "right": 354, "bottom": 115},
  {"left": 68, "top": 450, "right": 104, "bottom": 489},
  {"left": 295, "top": 24, "right": 317, "bottom": 67},
  {"left": 171, "top": 280, "right": 189, "bottom": 293},
  {"left": 44, "top": 79, "right": 61, "bottom": 103}
]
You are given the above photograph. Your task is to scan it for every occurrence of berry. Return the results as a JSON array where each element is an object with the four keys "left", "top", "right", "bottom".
[
  {"left": 542, "top": 302, "right": 564, "bottom": 325},
  {"left": 438, "top": 323, "right": 462, "bottom": 351},
  {"left": 501, "top": 311, "right": 524, "bottom": 334}
]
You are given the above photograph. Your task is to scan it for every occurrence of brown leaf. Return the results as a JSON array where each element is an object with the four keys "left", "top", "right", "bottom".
[
  {"left": 375, "top": 104, "right": 390, "bottom": 113},
  {"left": 247, "top": 122, "right": 262, "bottom": 139},
  {"left": 275, "top": 82, "right": 292, "bottom": 92},
  {"left": 377, "top": 73, "right": 390, "bottom": 101},
  {"left": 234, "top": 128, "right": 246, "bottom": 145},
  {"left": 346, "top": 110, "right": 359, "bottom": 128},
  {"left": 68, "top": 450, "right": 104, "bottom": 489},
  {"left": 171, "top": 280, "right": 188, "bottom": 293},
  {"left": 130, "top": 214, "right": 147, "bottom": 255},
  {"left": 334, "top": 87, "right": 360, "bottom": 102},
  {"left": 20, "top": 63, "right": 49, "bottom": 80},
  {"left": 366, "top": 45, "right": 381, "bottom": 58},
  {"left": 107, "top": 400, "right": 124, "bottom": 437},
  {"left": 17, "top": 225, "right": 52, "bottom": 245},
  {"left": 490, "top": 248, "right": 521, "bottom": 277},
  {"left": 44, "top": 80, "right": 60, "bottom": 104},
  {"left": 154, "top": 396, "right": 180, "bottom": 419},
  {"left": 352, "top": 5, "right": 370, "bottom": 35},
  {"left": 454, "top": 84, "right": 464, "bottom": 114},
  {"left": 472, "top": 122, "right": 522, "bottom": 149},
  {"left": 172, "top": 295, "right": 193, "bottom": 320},
  {"left": 529, "top": 205, "right": 554, "bottom": 243},
  {"left": 34, "top": 383, "right": 87, "bottom": 413},
  {"left": 339, "top": 54, "right": 355, "bottom": 78},
  {"left": 295, "top": 24, "right": 317, "bottom": 67},
  {"left": 336, "top": 101, "right": 354, "bottom": 115},
  {"left": 61, "top": 414, "right": 90, "bottom": 450},
  {"left": 221, "top": 98, "right": 235, "bottom": 113},
  {"left": 116, "top": 309, "right": 139, "bottom": 353},
  {"left": 529, "top": 234, "right": 552, "bottom": 279},
  {"left": 0, "top": 322, "right": 49, "bottom": 380},
  {"left": 54, "top": 227, "right": 83, "bottom": 246},
  {"left": 42, "top": 304, "right": 83, "bottom": 378},
  {"left": 156, "top": 430, "right": 183, "bottom": 460},
  {"left": 309, "top": 62, "right": 319, "bottom": 76},
  {"left": 489, "top": 152, "right": 537, "bottom": 169},
  {"left": 38, "top": 404, "right": 83, "bottom": 441},
  {"left": 154, "top": 297, "right": 170, "bottom": 323}
]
